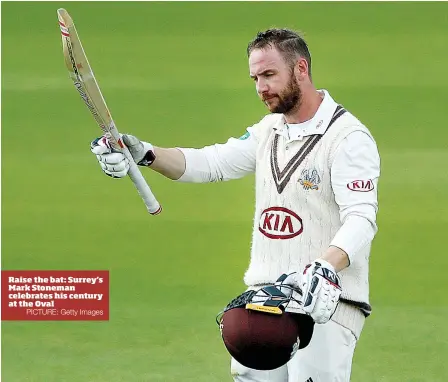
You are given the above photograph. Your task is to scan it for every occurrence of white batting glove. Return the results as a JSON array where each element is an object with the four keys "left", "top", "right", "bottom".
[
  {"left": 90, "top": 135, "right": 155, "bottom": 178},
  {"left": 90, "top": 136, "right": 129, "bottom": 178},
  {"left": 300, "top": 259, "right": 342, "bottom": 324}
]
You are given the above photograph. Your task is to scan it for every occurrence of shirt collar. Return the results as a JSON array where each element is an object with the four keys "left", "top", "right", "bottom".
[{"left": 273, "top": 89, "right": 339, "bottom": 141}]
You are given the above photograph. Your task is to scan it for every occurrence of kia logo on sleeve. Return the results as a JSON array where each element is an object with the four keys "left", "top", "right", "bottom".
[{"left": 347, "top": 179, "right": 374, "bottom": 192}]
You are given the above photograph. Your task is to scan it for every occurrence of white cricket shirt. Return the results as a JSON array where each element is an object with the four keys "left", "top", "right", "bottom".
[{"left": 178, "top": 90, "right": 379, "bottom": 263}]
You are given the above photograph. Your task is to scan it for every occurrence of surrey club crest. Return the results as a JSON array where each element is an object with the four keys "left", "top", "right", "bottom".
[{"left": 298, "top": 169, "right": 321, "bottom": 190}]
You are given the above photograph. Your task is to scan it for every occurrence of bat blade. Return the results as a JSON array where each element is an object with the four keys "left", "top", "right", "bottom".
[{"left": 57, "top": 8, "right": 161, "bottom": 215}]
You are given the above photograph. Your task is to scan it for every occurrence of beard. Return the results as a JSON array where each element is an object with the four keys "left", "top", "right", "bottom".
[{"left": 263, "top": 74, "right": 302, "bottom": 114}]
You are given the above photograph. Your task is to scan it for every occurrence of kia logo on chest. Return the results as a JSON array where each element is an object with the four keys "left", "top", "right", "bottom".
[
  {"left": 258, "top": 207, "right": 303, "bottom": 240},
  {"left": 347, "top": 179, "right": 374, "bottom": 192}
]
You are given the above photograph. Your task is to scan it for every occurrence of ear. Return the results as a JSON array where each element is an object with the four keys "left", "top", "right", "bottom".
[{"left": 294, "top": 57, "right": 309, "bottom": 81}]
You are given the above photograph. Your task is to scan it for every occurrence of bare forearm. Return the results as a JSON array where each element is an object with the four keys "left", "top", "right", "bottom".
[
  {"left": 321, "top": 246, "right": 350, "bottom": 273},
  {"left": 150, "top": 147, "right": 186, "bottom": 180}
]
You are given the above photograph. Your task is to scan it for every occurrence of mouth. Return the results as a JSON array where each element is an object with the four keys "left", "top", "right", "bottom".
[{"left": 263, "top": 95, "right": 277, "bottom": 102}]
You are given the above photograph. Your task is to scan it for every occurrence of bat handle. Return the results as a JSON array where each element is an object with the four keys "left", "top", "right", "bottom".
[{"left": 124, "top": 150, "right": 162, "bottom": 215}]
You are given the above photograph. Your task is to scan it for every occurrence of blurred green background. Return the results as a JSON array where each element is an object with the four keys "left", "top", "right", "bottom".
[{"left": 2, "top": 2, "right": 447, "bottom": 381}]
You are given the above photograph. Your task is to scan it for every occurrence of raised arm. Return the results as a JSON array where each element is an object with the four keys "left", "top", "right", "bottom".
[{"left": 90, "top": 128, "right": 259, "bottom": 182}]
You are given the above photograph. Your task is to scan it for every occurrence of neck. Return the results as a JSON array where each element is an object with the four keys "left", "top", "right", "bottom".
[{"left": 284, "top": 87, "right": 323, "bottom": 124}]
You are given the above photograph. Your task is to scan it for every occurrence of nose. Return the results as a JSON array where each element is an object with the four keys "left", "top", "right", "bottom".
[{"left": 256, "top": 78, "right": 269, "bottom": 95}]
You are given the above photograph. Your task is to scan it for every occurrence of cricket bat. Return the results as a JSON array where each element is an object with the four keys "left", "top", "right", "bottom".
[{"left": 57, "top": 8, "right": 162, "bottom": 215}]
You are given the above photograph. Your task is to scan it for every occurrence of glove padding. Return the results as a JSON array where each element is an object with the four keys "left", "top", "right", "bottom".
[
  {"left": 121, "top": 134, "right": 156, "bottom": 166},
  {"left": 90, "top": 135, "right": 155, "bottom": 178},
  {"left": 282, "top": 259, "right": 342, "bottom": 324}
]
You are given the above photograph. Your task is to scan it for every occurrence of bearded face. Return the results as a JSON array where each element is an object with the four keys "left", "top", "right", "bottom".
[{"left": 249, "top": 48, "right": 303, "bottom": 115}]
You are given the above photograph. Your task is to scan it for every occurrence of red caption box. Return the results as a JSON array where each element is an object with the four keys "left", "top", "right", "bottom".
[{"left": 1, "top": 270, "right": 109, "bottom": 321}]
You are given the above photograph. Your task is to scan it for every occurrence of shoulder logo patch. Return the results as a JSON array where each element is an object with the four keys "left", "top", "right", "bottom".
[{"left": 239, "top": 131, "right": 250, "bottom": 140}]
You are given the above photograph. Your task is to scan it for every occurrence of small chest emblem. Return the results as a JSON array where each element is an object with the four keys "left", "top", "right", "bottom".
[{"left": 298, "top": 169, "right": 321, "bottom": 190}]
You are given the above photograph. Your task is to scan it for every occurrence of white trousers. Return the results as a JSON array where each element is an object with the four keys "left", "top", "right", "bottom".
[{"left": 230, "top": 321, "right": 357, "bottom": 382}]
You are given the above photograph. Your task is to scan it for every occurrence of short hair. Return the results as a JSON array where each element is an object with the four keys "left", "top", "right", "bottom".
[{"left": 247, "top": 28, "right": 312, "bottom": 79}]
